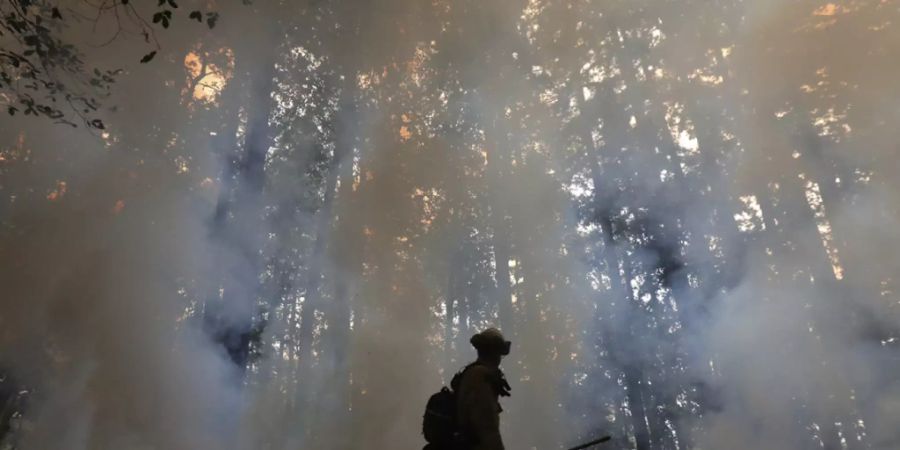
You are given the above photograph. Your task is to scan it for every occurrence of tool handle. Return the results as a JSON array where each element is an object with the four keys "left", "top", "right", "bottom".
[{"left": 566, "top": 435, "right": 612, "bottom": 450}]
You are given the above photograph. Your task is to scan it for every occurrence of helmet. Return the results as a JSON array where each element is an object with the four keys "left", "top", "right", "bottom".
[{"left": 470, "top": 328, "right": 511, "bottom": 356}]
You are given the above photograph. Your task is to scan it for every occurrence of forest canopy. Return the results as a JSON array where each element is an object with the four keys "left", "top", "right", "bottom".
[{"left": 1, "top": 1, "right": 899, "bottom": 449}]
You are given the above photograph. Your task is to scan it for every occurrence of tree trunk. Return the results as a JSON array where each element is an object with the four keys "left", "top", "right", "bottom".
[
  {"left": 485, "top": 122, "right": 516, "bottom": 336},
  {"left": 204, "top": 41, "right": 277, "bottom": 372}
]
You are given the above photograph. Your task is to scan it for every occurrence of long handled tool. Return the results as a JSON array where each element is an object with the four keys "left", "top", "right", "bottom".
[{"left": 566, "top": 435, "right": 612, "bottom": 450}]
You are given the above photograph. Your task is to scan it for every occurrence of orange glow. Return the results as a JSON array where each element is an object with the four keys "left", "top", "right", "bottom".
[
  {"left": 183, "top": 46, "right": 234, "bottom": 107},
  {"left": 2, "top": 132, "right": 28, "bottom": 164},
  {"left": 399, "top": 125, "right": 412, "bottom": 141},
  {"left": 813, "top": 4, "right": 841, "bottom": 16},
  {"left": 399, "top": 114, "right": 413, "bottom": 141},
  {"left": 112, "top": 200, "right": 126, "bottom": 214},
  {"left": 46, "top": 181, "right": 67, "bottom": 201},
  {"left": 805, "top": 2, "right": 859, "bottom": 30}
]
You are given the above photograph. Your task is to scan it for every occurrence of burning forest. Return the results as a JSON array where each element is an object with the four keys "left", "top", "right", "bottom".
[{"left": 1, "top": 0, "right": 899, "bottom": 449}]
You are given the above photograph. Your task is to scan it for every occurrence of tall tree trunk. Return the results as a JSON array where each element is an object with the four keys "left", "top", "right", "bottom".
[
  {"left": 445, "top": 246, "right": 464, "bottom": 368},
  {"left": 297, "top": 136, "right": 344, "bottom": 369},
  {"left": 485, "top": 121, "right": 516, "bottom": 336},
  {"left": 204, "top": 42, "right": 277, "bottom": 372}
]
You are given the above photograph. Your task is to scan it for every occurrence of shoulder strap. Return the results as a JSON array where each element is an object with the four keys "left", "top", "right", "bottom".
[{"left": 450, "top": 362, "right": 480, "bottom": 392}]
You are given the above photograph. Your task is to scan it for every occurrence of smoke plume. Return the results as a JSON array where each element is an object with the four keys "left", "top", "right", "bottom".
[{"left": 1, "top": 1, "right": 899, "bottom": 449}]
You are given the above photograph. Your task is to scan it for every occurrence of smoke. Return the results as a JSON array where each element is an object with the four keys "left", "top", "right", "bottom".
[
  {"left": 0, "top": 125, "right": 241, "bottom": 449},
  {"left": 2, "top": 0, "right": 900, "bottom": 449},
  {"left": 686, "top": 2, "right": 900, "bottom": 449}
]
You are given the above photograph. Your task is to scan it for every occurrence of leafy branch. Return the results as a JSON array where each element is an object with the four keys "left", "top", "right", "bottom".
[{"left": 0, "top": 0, "right": 222, "bottom": 129}]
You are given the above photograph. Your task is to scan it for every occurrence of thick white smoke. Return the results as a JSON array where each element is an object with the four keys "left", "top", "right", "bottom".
[
  {"left": 0, "top": 128, "right": 242, "bottom": 449},
  {"left": 1, "top": 1, "right": 899, "bottom": 449}
]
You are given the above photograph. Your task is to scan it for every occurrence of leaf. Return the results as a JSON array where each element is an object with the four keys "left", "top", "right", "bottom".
[
  {"left": 51, "top": 7, "right": 62, "bottom": 19},
  {"left": 122, "top": 0, "right": 129, "bottom": 4},
  {"left": 152, "top": 12, "right": 163, "bottom": 23},
  {"left": 206, "top": 12, "right": 219, "bottom": 29},
  {"left": 140, "top": 51, "right": 157, "bottom": 63},
  {"left": 90, "top": 119, "right": 105, "bottom": 129},
  {"left": 189, "top": 10, "right": 202, "bottom": 22},
  {"left": 7, "top": 106, "right": 16, "bottom": 116},
  {"left": 167, "top": 0, "right": 179, "bottom": 8}
]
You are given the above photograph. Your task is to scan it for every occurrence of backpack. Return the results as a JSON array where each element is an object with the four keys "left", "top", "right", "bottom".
[{"left": 422, "top": 365, "right": 475, "bottom": 448}]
